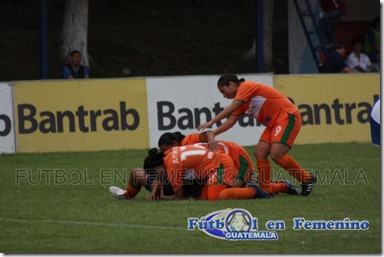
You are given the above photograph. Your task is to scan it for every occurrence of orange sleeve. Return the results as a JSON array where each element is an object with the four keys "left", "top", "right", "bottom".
[
  {"left": 231, "top": 81, "right": 257, "bottom": 116},
  {"left": 234, "top": 81, "right": 258, "bottom": 102},
  {"left": 232, "top": 103, "right": 247, "bottom": 116},
  {"left": 219, "top": 153, "right": 237, "bottom": 186},
  {"left": 181, "top": 133, "right": 201, "bottom": 145}
]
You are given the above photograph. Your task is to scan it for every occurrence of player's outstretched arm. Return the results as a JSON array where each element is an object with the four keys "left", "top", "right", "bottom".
[
  {"left": 197, "top": 100, "right": 242, "bottom": 131},
  {"left": 199, "top": 130, "right": 219, "bottom": 152},
  {"left": 214, "top": 115, "right": 239, "bottom": 136}
]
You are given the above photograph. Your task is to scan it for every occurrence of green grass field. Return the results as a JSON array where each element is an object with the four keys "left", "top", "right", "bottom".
[{"left": 0, "top": 142, "right": 380, "bottom": 254}]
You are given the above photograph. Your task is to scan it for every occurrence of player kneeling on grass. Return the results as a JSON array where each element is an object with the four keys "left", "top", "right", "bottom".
[
  {"left": 109, "top": 148, "right": 171, "bottom": 200},
  {"left": 147, "top": 145, "right": 270, "bottom": 201},
  {"left": 158, "top": 131, "right": 299, "bottom": 195},
  {"left": 110, "top": 145, "right": 270, "bottom": 201}
]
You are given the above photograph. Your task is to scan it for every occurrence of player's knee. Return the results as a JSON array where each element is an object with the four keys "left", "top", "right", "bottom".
[
  {"left": 270, "top": 152, "right": 284, "bottom": 163},
  {"left": 254, "top": 149, "right": 268, "bottom": 160},
  {"left": 131, "top": 168, "right": 145, "bottom": 181},
  {"left": 131, "top": 169, "right": 138, "bottom": 178}
]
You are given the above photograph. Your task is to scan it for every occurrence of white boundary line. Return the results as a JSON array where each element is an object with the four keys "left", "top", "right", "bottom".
[{"left": 0, "top": 217, "right": 186, "bottom": 231}]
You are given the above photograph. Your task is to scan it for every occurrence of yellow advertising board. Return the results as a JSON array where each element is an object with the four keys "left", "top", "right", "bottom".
[
  {"left": 274, "top": 74, "right": 380, "bottom": 144},
  {"left": 14, "top": 79, "right": 149, "bottom": 152}
]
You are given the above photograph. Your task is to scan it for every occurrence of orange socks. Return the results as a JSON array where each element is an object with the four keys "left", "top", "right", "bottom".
[
  {"left": 275, "top": 155, "right": 312, "bottom": 183},
  {"left": 257, "top": 159, "right": 272, "bottom": 186},
  {"left": 256, "top": 159, "right": 286, "bottom": 194},
  {"left": 125, "top": 183, "right": 141, "bottom": 199},
  {"left": 218, "top": 188, "right": 256, "bottom": 200}
]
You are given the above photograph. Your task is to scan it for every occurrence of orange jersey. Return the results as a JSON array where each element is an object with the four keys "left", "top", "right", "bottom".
[
  {"left": 181, "top": 133, "right": 201, "bottom": 145},
  {"left": 163, "top": 145, "right": 220, "bottom": 192},
  {"left": 182, "top": 133, "right": 247, "bottom": 162},
  {"left": 207, "top": 153, "right": 237, "bottom": 186},
  {"left": 232, "top": 81, "right": 298, "bottom": 127},
  {"left": 182, "top": 133, "right": 254, "bottom": 181},
  {"left": 218, "top": 141, "right": 253, "bottom": 169}
]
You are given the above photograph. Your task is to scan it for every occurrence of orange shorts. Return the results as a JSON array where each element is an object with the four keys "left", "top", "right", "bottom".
[{"left": 259, "top": 111, "right": 302, "bottom": 148}]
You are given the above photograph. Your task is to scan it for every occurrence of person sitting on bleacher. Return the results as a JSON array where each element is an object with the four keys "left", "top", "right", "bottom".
[
  {"left": 321, "top": 43, "right": 355, "bottom": 73},
  {"left": 346, "top": 40, "right": 378, "bottom": 73}
]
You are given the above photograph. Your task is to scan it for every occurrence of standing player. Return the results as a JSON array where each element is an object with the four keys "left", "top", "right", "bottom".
[{"left": 198, "top": 73, "right": 316, "bottom": 196}]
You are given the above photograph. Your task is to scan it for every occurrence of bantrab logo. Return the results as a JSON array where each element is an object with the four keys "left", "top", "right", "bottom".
[{"left": 187, "top": 208, "right": 278, "bottom": 241}]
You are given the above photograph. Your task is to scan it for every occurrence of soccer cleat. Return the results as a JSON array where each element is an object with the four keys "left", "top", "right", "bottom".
[
  {"left": 109, "top": 186, "right": 127, "bottom": 200},
  {"left": 301, "top": 176, "right": 317, "bottom": 196},
  {"left": 281, "top": 180, "right": 300, "bottom": 195},
  {"left": 246, "top": 183, "right": 271, "bottom": 199}
]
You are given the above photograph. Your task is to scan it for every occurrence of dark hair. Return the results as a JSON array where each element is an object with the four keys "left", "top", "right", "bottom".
[
  {"left": 158, "top": 132, "right": 185, "bottom": 147},
  {"left": 143, "top": 147, "right": 164, "bottom": 170},
  {"left": 334, "top": 43, "right": 347, "bottom": 50},
  {"left": 351, "top": 39, "right": 362, "bottom": 46},
  {"left": 217, "top": 73, "right": 245, "bottom": 87},
  {"left": 70, "top": 50, "right": 81, "bottom": 57}
]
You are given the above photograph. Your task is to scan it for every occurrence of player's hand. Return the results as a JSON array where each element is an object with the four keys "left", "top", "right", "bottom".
[
  {"left": 147, "top": 182, "right": 161, "bottom": 201},
  {"left": 146, "top": 191, "right": 159, "bottom": 201},
  {"left": 198, "top": 120, "right": 213, "bottom": 131},
  {"left": 206, "top": 140, "right": 219, "bottom": 152},
  {"left": 146, "top": 193, "right": 157, "bottom": 201}
]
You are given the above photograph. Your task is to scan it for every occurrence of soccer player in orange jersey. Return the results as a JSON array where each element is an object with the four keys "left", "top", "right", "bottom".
[
  {"left": 158, "top": 131, "right": 256, "bottom": 187},
  {"left": 149, "top": 145, "right": 269, "bottom": 201},
  {"left": 198, "top": 73, "right": 317, "bottom": 196},
  {"left": 109, "top": 143, "right": 269, "bottom": 201},
  {"left": 157, "top": 132, "right": 271, "bottom": 200}
]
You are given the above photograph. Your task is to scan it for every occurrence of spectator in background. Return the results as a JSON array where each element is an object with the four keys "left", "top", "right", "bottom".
[
  {"left": 363, "top": 16, "right": 380, "bottom": 70},
  {"left": 319, "top": 0, "right": 347, "bottom": 45},
  {"left": 321, "top": 43, "right": 355, "bottom": 73},
  {"left": 345, "top": 40, "right": 378, "bottom": 73},
  {"left": 62, "top": 50, "right": 90, "bottom": 79}
]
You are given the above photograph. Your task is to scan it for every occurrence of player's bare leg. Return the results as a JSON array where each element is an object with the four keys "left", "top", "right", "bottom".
[{"left": 110, "top": 168, "right": 148, "bottom": 199}]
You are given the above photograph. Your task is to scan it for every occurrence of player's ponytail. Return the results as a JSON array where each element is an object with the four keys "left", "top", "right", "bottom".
[
  {"left": 143, "top": 147, "right": 164, "bottom": 170},
  {"left": 172, "top": 132, "right": 185, "bottom": 143},
  {"left": 217, "top": 73, "right": 245, "bottom": 87}
]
